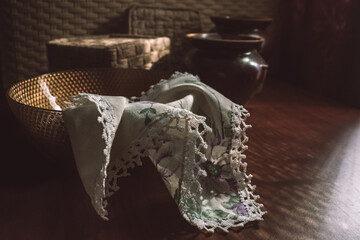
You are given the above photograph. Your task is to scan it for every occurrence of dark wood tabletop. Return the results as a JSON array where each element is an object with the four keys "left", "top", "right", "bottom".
[{"left": 1, "top": 79, "right": 360, "bottom": 240}]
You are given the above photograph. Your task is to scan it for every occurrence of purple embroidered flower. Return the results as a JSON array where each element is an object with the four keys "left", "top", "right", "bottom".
[
  {"left": 159, "top": 167, "right": 173, "bottom": 185},
  {"left": 230, "top": 202, "right": 248, "bottom": 215}
]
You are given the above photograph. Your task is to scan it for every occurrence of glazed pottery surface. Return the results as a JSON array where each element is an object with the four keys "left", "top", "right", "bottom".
[
  {"left": 210, "top": 16, "right": 272, "bottom": 59},
  {"left": 185, "top": 33, "right": 268, "bottom": 105}
]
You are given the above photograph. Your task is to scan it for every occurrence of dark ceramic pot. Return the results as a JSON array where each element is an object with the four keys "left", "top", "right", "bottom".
[
  {"left": 185, "top": 33, "right": 268, "bottom": 105},
  {"left": 210, "top": 16, "right": 272, "bottom": 60}
]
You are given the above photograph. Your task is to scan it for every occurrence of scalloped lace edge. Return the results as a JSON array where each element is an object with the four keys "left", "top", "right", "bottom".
[{"left": 75, "top": 93, "right": 265, "bottom": 232}]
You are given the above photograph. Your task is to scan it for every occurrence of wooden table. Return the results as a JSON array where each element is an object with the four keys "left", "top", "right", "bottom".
[{"left": 1, "top": 80, "right": 360, "bottom": 240}]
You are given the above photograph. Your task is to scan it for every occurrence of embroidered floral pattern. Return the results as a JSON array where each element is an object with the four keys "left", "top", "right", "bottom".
[{"left": 65, "top": 72, "right": 265, "bottom": 233}]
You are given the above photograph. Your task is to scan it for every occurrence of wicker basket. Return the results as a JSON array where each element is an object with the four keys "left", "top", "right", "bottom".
[
  {"left": 6, "top": 68, "right": 171, "bottom": 158},
  {"left": 127, "top": 5, "right": 202, "bottom": 55}
]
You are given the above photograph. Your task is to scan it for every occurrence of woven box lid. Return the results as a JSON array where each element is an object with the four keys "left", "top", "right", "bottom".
[{"left": 47, "top": 34, "right": 171, "bottom": 72}]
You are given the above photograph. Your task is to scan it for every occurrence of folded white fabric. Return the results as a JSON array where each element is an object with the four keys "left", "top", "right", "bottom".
[{"left": 62, "top": 72, "right": 265, "bottom": 232}]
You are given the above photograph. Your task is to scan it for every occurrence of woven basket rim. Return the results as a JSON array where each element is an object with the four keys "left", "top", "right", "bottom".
[
  {"left": 6, "top": 67, "right": 172, "bottom": 113},
  {"left": 6, "top": 77, "right": 65, "bottom": 113},
  {"left": 6, "top": 90, "right": 63, "bottom": 114}
]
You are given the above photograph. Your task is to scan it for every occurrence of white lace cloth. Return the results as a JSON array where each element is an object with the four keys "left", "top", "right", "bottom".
[{"left": 62, "top": 72, "right": 265, "bottom": 232}]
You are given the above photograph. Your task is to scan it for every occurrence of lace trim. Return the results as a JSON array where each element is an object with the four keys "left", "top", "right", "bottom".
[
  {"left": 130, "top": 71, "right": 200, "bottom": 103},
  {"left": 103, "top": 103, "right": 265, "bottom": 232},
  {"left": 69, "top": 93, "right": 117, "bottom": 220},
  {"left": 70, "top": 75, "right": 265, "bottom": 231},
  {"left": 230, "top": 104, "right": 266, "bottom": 220},
  {"left": 105, "top": 108, "right": 210, "bottom": 197},
  {"left": 178, "top": 104, "right": 265, "bottom": 232}
]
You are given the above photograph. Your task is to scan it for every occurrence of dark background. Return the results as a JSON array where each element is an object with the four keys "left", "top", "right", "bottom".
[
  {"left": 0, "top": 1, "right": 359, "bottom": 157},
  {"left": 1, "top": 0, "right": 359, "bottom": 120},
  {"left": 278, "top": 0, "right": 360, "bottom": 108},
  {"left": 0, "top": 1, "right": 359, "bottom": 239}
]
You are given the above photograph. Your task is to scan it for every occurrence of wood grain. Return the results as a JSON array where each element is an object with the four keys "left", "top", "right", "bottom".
[{"left": 1, "top": 80, "right": 359, "bottom": 240}]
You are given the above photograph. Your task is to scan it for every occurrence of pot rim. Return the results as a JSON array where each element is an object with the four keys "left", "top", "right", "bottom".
[
  {"left": 186, "top": 33, "right": 264, "bottom": 52},
  {"left": 186, "top": 33, "right": 264, "bottom": 43},
  {"left": 210, "top": 15, "right": 273, "bottom": 23}
]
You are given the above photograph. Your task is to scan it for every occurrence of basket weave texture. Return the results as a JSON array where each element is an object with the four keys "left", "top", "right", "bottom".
[
  {"left": 47, "top": 35, "right": 171, "bottom": 72},
  {"left": 1, "top": 0, "right": 277, "bottom": 88},
  {"left": 127, "top": 6, "right": 202, "bottom": 55},
  {"left": 6, "top": 68, "right": 171, "bottom": 152}
]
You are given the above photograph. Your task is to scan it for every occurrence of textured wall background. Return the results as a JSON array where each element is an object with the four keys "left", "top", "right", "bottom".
[
  {"left": 278, "top": 0, "right": 360, "bottom": 107},
  {"left": 1, "top": 0, "right": 278, "bottom": 88}
]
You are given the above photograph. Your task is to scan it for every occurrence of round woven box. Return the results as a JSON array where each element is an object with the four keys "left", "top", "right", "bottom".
[{"left": 6, "top": 68, "right": 171, "bottom": 158}]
